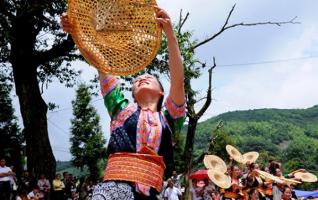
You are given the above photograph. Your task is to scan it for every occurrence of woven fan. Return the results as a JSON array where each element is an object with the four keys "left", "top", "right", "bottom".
[{"left": 67, "top": 0, "right": 161, "bottom": 75}]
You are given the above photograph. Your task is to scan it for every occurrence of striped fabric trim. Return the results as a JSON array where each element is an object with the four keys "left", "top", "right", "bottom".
[
  {"left": 164, "top": 96, "right": 186, "bottom": 119},
  {"left": 101, "top": 76, "right": 119, "bottom": 96},
  {"left": 110, "top": 103, "right": 137, "bottom": 131}
]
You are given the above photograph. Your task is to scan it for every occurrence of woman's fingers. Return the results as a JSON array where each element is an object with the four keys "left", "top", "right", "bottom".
[
  {"left": 154, "top": 5, "right": 170, "bottom": 18},
  {"left": 60, "top": 14, "right": 73, "bottom": 33}
]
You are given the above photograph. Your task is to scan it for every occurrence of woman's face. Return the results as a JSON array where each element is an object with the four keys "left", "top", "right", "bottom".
[
  {"left": 250, "top": 191, "right": 259, "bottom": 200},
  {"left": 275, "top": 168, "right": 282, "bottom": 177},
  {"left": 252, "top": 164, "right": 259, "bottom": 170},
  {"left": 232, "top": 166, "right": 241, "bottom": 178},
  {"left": 282, "top": 188, "right": 292, "bottom": 200},
  {"left": 132, "top": 74, "right": 163, "bottom": 101}
]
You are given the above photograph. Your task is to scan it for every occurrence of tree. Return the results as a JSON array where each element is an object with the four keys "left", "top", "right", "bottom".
[
  {"left": 0, "top": 0, "right": 80, "bottom": 178},
  {"left": 143, "top": 4, "right": 298, "bottom": 179},
  {"left": 0, "top": 71, "right": 24, "bottom": 178},
  {"left": 194, "top": 121, "right": 236, "bottom": 166},
  {"left": 70, "top": 83, "right": 107, "bottom": 181},
  {"left": 119, "top": 5, "right": 299, "bottom": 197}
]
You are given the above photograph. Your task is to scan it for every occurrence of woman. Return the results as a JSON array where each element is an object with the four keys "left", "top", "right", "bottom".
[
  {"left": 249, "top": 188, "right": 261, "bottom": 200},
  {"left": 61, "top": 5, "right": 185, "bottom": 200},
  {"left": 190, "top": 179, "right": 204, "bottom": 200},
  {"left": 262, "top": 166, "right": 273, "bottom": 200},
  {"left": 246, "top": 163, "right": 267, "bottom": 200},
  {"left": 281, "top": 186, "right": 295, "bottom": 200},
  {"left": 221, "top": 165, "right": 243, "bottom": 200},
  {"left": 52, "top": 174, "right": 65, "bottom": 200},
  {"left": 37, "top": 174, "right": 51, "bottom": 200}
]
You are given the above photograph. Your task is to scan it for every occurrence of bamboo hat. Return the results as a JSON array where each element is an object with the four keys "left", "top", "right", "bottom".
[
  {"left": 294, "top": 172, "right": 318, "bottom": 183},
  {"left": 256, "top": 170, "right": 284, "bottom": 184},
  {"left": 207, "top": 170, "right": 231, "bottom": 189},
  {"left": 204, "top": 155, "right": 227, "bottom": 173},
  {"left": 280, "top": 177, "right": 302, "bottom": 185},
  {"left": 67, "top": 0, "right": 161, "bottom": 75},
  {"left": 226, "top": 145, "right": 243, "bottom": 163},
  {"left": 242, "top": 151, "right": 259, "bottom": 164}
]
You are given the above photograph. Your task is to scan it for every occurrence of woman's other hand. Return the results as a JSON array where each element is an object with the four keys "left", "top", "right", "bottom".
[{"left": 60, "top": 13, "right": 73, "bottom": 33}]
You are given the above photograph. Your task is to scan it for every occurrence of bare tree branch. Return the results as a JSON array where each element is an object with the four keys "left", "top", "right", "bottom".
[
  {"left": 222, "top": 3, "right": 236, "bottom": 30},
  {"left": 178, "top": 9, "right": 190, "bottom": 34},
  {"left": 196, "top": 57, "right": 216, "bottom": 118},
  {"left": 195, "top": 96, "right": 208, "bottom": 104},
  {"left": 190, "top": 4, "right": 300, "bottom": 50},
  {"left": 178, "top": 9, "right": 183, "bottom": 29}
]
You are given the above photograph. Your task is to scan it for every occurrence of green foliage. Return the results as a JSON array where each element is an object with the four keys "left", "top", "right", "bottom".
[
  {"left": 207, "top": 124, "right": 236, "bottom": 163},
  {"left": 1, "top": 0, "right": 81, "bottom": 86},
  {"left": 0, "top": 71, "right": 23, "bottom": 176},
  {"left": 174, "top": 134, "right": 186, "bottom": 174},
  {"left": 192, "top": 106, "right": 318, "bottom": 190},
  {"left": 70, "top": 83, "right": 107, "bottom": 181}
]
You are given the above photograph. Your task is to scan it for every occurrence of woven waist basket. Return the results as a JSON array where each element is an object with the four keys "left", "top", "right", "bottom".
[{"left": 67, "top": 0, "right": 161, "bottom": 75}]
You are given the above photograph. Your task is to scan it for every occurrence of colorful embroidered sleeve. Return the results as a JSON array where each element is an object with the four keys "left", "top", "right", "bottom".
[
  {"left": 163, "top": 96, "right": 186, "bottom": 139},
  {"left": 100, "top": 76, "right": 129, "bottom": 120}
]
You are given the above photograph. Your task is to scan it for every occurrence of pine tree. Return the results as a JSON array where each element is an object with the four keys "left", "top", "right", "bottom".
[
  {"left": 0, "top": 71, "right": 23, "bottom": 178},
  {"left": 70, "top": 83, "right": 107, "bottom": 181}
]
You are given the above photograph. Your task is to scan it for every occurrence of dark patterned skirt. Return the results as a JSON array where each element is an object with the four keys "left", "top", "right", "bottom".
[
  {"left": 92, "top": 181, "right": 134, "bottom": 200},
  {"left": 92, "top": 181, "right": 160, "bottom": 200}
]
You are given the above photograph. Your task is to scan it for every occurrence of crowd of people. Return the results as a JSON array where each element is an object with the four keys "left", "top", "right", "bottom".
[
  {"left": 165, "top": 159, "right": 315, "bottom": 200},
  {"left": 2, "top": 156, "right": 316, "bottom": 200},
  {"left": 0, "top": 158, "right": 101, "bottom": 200}
]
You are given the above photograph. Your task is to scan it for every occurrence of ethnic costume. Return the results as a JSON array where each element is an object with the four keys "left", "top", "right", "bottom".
[{"left": 92, "top": 76, "right": 186, "bottom": 200}]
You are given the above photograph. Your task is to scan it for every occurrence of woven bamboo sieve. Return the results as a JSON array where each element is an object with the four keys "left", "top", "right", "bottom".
[{"left": 67, "top": 0, "right": 162, "bottom": 75}]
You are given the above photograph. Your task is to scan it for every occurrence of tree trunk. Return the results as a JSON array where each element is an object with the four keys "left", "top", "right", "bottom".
[
  {"left": 183, "top": 116, "right": 198, "bottom": 199},
  {"left": 12, "top": 65, "right": 56, "bottom": 180},
  {"left": 184, "top": 117, "right": 198, "bottom": 177},
  {"left": 9, "top": 8, "right": 56, "bottom": 180}
]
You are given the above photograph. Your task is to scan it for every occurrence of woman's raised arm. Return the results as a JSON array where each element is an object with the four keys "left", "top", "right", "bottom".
[{"left": 155, "top": 6, "right": 185, "bottom": 106}]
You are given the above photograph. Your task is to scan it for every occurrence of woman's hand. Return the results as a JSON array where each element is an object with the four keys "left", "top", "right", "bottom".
[
  {"left": 154, "top": 6, "right": 174, "bottom": 37},
  {"left": 60, "top": 13, "right": 73, "bottom": 33}
]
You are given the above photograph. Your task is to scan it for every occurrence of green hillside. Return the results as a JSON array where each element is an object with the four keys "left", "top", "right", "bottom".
[
  {"left": 56, "top": 161, "right": 89, "bottom": 178},
  {"left": 192, "top": 105, "right": 318, "bottom": 189}
]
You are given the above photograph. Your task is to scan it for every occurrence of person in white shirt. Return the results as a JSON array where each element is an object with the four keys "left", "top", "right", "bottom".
[
  {"left": 37, "top": 174, "right": 51, "bottom": 200},
  {"left": 164, "top": 178, "right": 182, "bottom": 200},
  {"left": 0, "top": 158, "right": 13, "bottom": 200},
  {"left": 171, "top": 170, "right": 182, "bottom": 189}
]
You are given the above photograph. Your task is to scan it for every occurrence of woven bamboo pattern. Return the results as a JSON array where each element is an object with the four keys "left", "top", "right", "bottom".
[{"left": 67, "top": 0, "right": 161, "bottom": 75}]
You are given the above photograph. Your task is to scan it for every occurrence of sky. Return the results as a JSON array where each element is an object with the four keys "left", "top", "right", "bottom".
[{"left": 13, "top": 0, "right": 318, "bottom": 161}]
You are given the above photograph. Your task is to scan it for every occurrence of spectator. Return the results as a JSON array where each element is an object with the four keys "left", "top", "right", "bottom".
[
  {"left": 52, "top": 174, "right": 64, "bottom": 200},
  {"left": 190, "top": 179, "right": 204, "bottom": 200},
  {"left": 164, "top": 179, "right": 182, "bottom": 200},
  {"left": 78, "top": 177, "right": 88, "bottom": 200},
  {"left": 21, "top": 171, "right": 36, "bottom": 193},
  {"left": 0, "top": 158, "right": 13, "bottom": 200},
  {"left": 248, "top": 188, "right": 261, "bottom": 200},
  {"left": 10, "top": 166, "right": 18, "bottom": 199},
  {"left": 281, "top": 186, "right": 295, "bottom": 200},
  {"left": 16, "top": 190, "right": 28, "bottom": 200},
  {"left": 171, "top": 170, "right": 182, "bottom": 189},
  {"left": 37, "top": 174, "right": 50, "bottom": 200},
  {"left": 203, "top": 179, "right": 217, "bottom": 200},
  {"left": 27, "top": 185, "right": 41, "bottom": 200}
]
